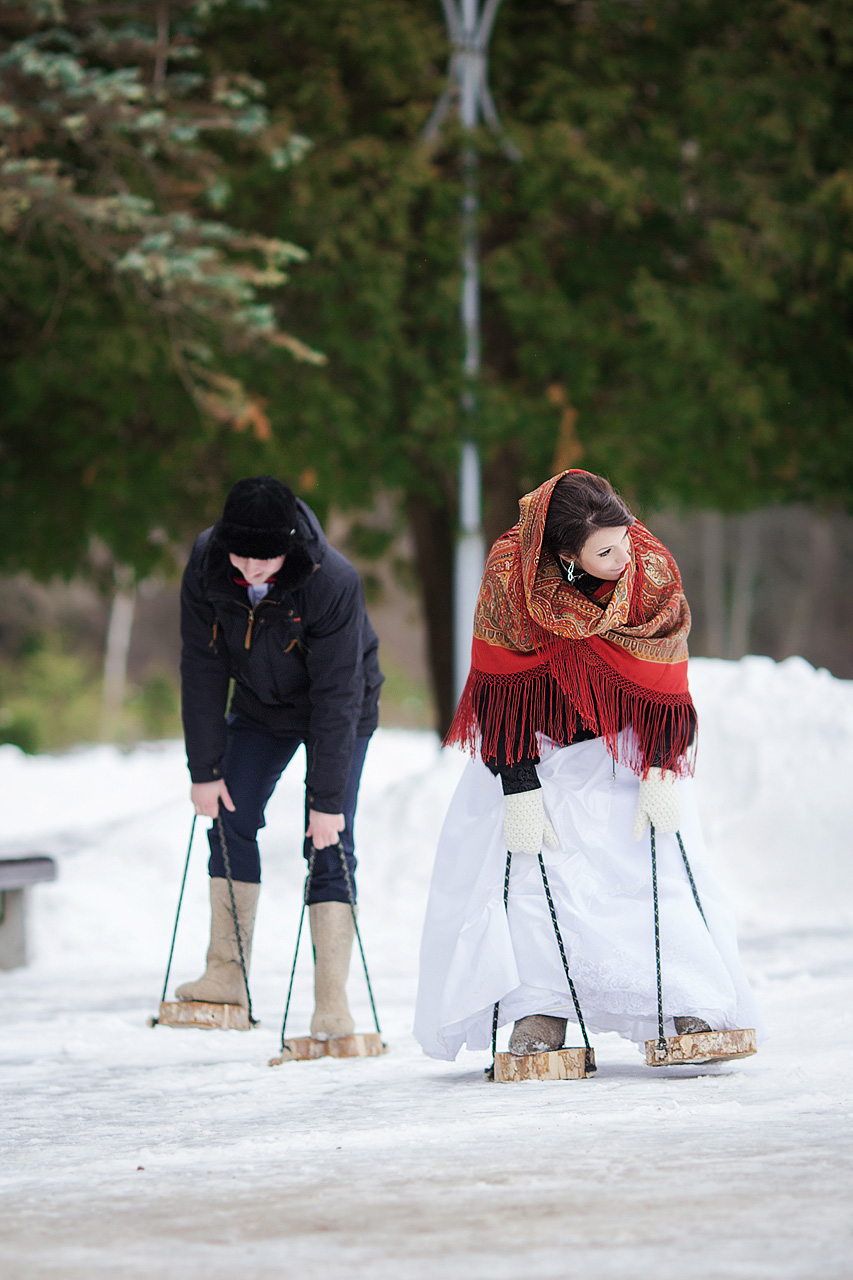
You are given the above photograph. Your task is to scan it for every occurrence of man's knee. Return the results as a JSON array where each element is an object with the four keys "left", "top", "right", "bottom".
[
  {"left": 207, "top": 824, "right": 261, "bottom": 883},
  {"left": 217, "top": 798, "right": 265, "bottom": 843}
]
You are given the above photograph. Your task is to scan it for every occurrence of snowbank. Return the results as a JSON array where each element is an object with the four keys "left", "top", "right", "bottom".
[{"left": 688, "top": 656, "right": 853, "bottom": 931}]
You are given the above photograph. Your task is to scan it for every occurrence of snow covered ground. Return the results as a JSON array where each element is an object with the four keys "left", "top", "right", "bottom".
[{"left": 1, "top": 655, "right": 852, "bottom": 1279}]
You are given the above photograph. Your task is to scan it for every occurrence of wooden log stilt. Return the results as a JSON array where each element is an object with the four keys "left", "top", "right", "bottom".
[
  {"left": 268, "top": 1032, "right": 388, "bottom": 1067},
  {"left": 645, "top": 1027, "right": 757, "bottom": 1067},
  {"left": 269, "top": 1036, "right": 328, "bottom": 1063},
  {"left": 326, "top": 1033, "right": 387, "bottom": 1059},
  {"left": 492, "top": 1046, "right": 595, "bottom": 1082},
  {"left": 152, "top": 1000, "right": 252, "bottom": 1031}
]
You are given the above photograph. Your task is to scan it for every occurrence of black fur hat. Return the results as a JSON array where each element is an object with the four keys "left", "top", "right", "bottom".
[{"left": 217, "top": 476, "right": 298, "bottom": 559}]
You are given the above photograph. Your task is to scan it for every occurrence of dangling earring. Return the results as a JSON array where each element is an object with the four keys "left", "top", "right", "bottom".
[{"left": 563, "top": 558, "right": 577, "bottom": 583}]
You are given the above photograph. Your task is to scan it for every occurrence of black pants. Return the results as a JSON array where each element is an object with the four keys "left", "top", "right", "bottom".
[{"left": 207, "top": 715, "right": 370, "bottom": 904}]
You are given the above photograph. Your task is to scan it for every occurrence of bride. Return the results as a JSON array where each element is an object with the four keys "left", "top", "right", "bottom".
[{"left": 414, "top": 470, "right": 763, "bottom": 1062}]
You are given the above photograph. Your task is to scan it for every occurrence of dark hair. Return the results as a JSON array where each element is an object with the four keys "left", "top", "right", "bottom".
[{"left": 543, "top": 472, "right": 634, "bottom": 560}]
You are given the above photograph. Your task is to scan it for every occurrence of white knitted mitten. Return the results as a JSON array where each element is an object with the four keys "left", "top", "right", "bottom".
[
  {"left": 632, "top": 767, "right": 681, "bottom": 840},
  {"left": 503, "top": 790, "right": 559, "bottom": 856}
]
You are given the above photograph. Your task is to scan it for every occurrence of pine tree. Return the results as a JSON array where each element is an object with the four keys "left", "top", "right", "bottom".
[{"left": 0, "top": 0, "right": 321, "bottom": 574}]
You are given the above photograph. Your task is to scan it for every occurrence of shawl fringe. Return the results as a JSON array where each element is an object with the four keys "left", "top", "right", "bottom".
[{"left": 445, "top": 637, "right": 696, "bottom": 778}]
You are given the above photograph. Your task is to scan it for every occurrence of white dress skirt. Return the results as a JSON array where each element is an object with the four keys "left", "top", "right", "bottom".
[{"left": 414, "top": 735, "right": 765, "bottom": 1060}]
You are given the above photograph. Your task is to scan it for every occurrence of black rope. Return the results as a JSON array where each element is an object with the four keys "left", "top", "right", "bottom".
[
  {"left": 216, "top": 811, "right": 257, "bottom": 1026},
  {"left": 336, "top": 842, "right": 383, "bottom": 1038},
  {"left": 152, "top": 815, "right": 196, "bottom": 1020},
  {"left": 650, "top": 823, "right": 668, "bottom": 1057},
  {"left": 676, "top": 831, "right": 708, "bottom": 928},
  {"left": 487, "top": 847, "right": 514, "bottom": 1079},
  {"left": 278, "top": 846, "right": 316, "bottom": 1050},
  {"left": 537, "top": 851, "right": 595, "bottom": 1075}
]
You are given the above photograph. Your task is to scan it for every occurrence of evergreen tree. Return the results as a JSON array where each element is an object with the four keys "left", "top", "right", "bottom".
[{"left": 0, "top": 0, "right": 320, "bottom": 574}]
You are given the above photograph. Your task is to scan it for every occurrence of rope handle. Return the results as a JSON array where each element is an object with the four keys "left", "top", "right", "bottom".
[
  {"left": 488, "top": 844, "right": 594, "bottom": 1077},
  {"left": 154, "top": 808, "right": 262, "bottom": 1028},
  {"left": 677, "top": 831, "right": 708, "bottom": 928},
  {"left": 487, "top": 847, "right": 514, "bottom": 1078},
  {"left": 278, "top": 840, "right": 383, "bottom": 1051},
  {"left": 153, "top": 815, "right": 197, "bottom": 1019},
  {"left": 537, "top": 851, "right": 594, "bottom": 1073},
  {"left": 650, "top": 825, "right": 710, "bottom": 1060},
  {"left": 650, "top": 823, "right": 668, "bottom": 1057},
  {"left": 278, "top": 847, "right": 316, "bottom": 1049},
  {"left": 336, "top": 842, "right": 383, "bottom": 1038}
]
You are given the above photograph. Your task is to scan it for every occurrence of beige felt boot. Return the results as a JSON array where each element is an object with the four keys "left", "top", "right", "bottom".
[
  {"left": 309, "top": 901, "right": 356, "bottom": 1040},
  {"left": 176, "top": 877, "right": 259, "bottom": 1007}
]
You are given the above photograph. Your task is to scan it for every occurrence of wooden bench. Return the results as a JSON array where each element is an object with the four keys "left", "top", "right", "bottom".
[{"left": 0, "top": 856, "right": 57, "bottom": 970}]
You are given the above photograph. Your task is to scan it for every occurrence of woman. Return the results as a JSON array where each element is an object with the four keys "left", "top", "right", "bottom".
[{"left": 414, "top": 470, "right": 763, "bottom": 1061}]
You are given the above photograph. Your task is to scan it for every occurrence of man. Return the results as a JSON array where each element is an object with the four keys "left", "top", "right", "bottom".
[{"left": 176, "top": 475, "right": 383, "bottom": 1037}]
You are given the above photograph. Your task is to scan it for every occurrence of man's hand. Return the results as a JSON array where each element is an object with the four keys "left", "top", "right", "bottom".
[
  {"left": 306, "top": 810, "right": 345, "bottom": 850},
  {"left": 191, "top": 779, "right": 236, "bottom": 818}
]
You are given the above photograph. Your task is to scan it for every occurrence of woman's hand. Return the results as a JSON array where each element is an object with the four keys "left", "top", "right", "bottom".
[
  {"left": 632, "top": 767, "right": 681, "bottom": 840},
  {"left": 503, "top": 790, "right": 559, "bottom": 856},
  {"left": 191, "top": 779, "right": 235, "bottom": 817},
  {"left": 306, "top": 810, "right": 346, "bottom": 850}
]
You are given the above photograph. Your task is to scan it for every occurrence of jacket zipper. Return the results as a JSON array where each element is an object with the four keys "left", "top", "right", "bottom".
[
  {"left": 204, "top": 594, "right": 281, "bottom": 653},
  {"left": 241, "top": 597, "right": 280, "bottom": 650}
]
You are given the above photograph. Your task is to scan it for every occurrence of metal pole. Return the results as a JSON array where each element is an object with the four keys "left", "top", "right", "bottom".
[
  {"left": 427, "top": 0, "right": 508, "bottom": 700},
  {"left": 455, "top": 438, "right": 484, "bottom": 695},
  {"left": 455, "top": 6, "right": 485, "bottom": 693}
]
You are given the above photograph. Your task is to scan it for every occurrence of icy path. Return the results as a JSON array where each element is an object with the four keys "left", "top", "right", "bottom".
[{"left": 1, "top": 658, "right": 852, "bottom": 1279}]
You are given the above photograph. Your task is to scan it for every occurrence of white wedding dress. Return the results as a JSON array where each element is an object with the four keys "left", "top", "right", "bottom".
[{"left": 414, "top": 735, "right": 765, "bottom": 1061}]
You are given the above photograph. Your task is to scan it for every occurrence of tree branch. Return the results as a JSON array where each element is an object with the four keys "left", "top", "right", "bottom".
[{"left": 153, "top": 0, "right": 168, "bottom": 88}]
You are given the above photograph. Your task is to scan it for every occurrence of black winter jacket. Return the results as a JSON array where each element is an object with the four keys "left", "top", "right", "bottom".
[{"left": 180, "top": 500, "right": 383, "bottom": 811}]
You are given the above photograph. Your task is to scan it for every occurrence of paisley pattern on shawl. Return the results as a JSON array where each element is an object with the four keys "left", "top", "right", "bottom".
[{"left": 446, "top": 471, "right": 696, "bottom": 776}]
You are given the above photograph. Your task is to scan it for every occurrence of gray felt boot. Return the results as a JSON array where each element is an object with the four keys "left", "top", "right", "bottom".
[
  {"left": 175, "top": 878, "right": 259, "bottom": 1007},
  {"left": 508, "top": 1014, "right": 568, "bottom": 1056},
  {"left": 309, "top": 901, "right": 356, "bottom": 1040},
  {"left": 673, "top": 1016, "right": 712, "bottom": 1034}
]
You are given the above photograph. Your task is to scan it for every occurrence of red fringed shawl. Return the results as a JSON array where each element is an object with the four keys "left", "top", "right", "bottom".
[{"left": 445, "top": 471, "right": 696, "bottom": 777}]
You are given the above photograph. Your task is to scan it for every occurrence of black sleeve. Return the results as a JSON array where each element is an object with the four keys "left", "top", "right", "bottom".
[
  {"left": 180, "top": 544, "right": 231, "bottom": 784},
  {"left": 303, "top": 561, "right": 368, "bottom": 813},
  {"left": 498, "top": 760, "right": 541, "bottom": 795}
]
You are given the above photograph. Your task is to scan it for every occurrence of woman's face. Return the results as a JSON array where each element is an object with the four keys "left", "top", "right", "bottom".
[
  {"left": 564, "top": 525, "right": 632, "bottom": 581},
  {"left": 229, "top": 553, "right": 285, "bottom": 583}
]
